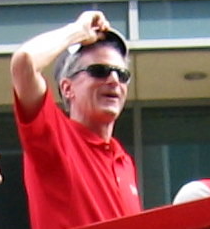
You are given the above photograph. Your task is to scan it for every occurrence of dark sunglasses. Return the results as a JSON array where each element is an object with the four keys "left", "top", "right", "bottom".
[{"left": 70, "top": 64, "right": 131, "bottom": 84}]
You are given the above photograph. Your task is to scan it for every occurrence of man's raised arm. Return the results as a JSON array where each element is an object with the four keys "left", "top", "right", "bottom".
[{"left": 10, "top": 11, "right": 110, "bottom": 119}]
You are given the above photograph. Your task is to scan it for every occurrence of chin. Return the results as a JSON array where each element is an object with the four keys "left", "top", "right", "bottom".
[{"left": 100, "top": 107, "right": 121, "bottom": 122}]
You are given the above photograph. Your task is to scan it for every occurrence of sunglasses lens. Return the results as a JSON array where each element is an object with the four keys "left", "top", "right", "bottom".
[
  {"left": 87, "top": 64, "right": 130, "bottom": 83},
  {"left": 88, "top": 65, "right": 110, "bottom": 78},
  {"left": 118, "top": 70, "right": 130, "bottom": 83}
]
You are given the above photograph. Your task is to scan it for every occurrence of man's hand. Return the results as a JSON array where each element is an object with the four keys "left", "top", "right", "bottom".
[{"left": 76, "top": 11, "right": 111, "bottom": 45}]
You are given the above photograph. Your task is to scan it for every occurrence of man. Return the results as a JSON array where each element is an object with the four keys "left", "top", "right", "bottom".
[
  {"left": 173, "top": 179, "right": 210, "bottom": 204},
  {"left": 10, "top": 11, "right": 142, "bottom": 229}
]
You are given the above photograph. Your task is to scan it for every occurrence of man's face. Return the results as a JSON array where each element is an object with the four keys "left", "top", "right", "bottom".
[{"left": 67, "top": 46, "right": 129, "bottom": 123}]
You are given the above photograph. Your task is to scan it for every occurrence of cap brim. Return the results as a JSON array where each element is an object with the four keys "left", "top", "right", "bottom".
[{"left": 102, "top": 28, "right": 128, "bottom": 56}]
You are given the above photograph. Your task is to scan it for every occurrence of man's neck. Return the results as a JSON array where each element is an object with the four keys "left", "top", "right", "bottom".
[
  {"left": 87, "top": 122, "right": 114, "bottom": 142},
  {"left": 71, "top": 115, "right": 115, "bottom": 142}
]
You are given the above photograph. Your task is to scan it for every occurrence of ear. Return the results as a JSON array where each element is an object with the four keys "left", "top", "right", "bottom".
[{"left": 59, "top": 78, "right": 75, "bottom": 100}]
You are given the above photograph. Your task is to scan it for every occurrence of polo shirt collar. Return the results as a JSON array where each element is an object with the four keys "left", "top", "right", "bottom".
[{"left": 70, "top": 119, "right": 125, "bottom": 160}]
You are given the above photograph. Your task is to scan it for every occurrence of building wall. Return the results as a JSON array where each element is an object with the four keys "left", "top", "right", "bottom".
[{"left": 1, "top": 1, "right": 210, "bottom": 228}]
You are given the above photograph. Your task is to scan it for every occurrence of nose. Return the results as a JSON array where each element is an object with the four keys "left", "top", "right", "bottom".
[{"left": 106, "top": 70, "right": 120, "bottom": 84}]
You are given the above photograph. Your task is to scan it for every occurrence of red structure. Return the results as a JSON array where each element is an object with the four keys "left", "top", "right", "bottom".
[{"left": 76, "top": 197, "right": 210, "bottom": 229}]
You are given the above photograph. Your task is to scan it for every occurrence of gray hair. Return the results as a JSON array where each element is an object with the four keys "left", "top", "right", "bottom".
[{"left": 54, "top": 50, "right": 82, "bottom": 114}]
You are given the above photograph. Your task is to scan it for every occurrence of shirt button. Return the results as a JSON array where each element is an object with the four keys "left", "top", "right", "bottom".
[
  {"left": 104, "top": 144, "right": 110, "bottom": 150},
  {"left": 117, "top": 177, "right": 121, "bottom": 183}
]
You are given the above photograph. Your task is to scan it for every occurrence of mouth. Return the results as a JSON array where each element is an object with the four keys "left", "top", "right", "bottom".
[
  {"left": 98, "top": 91, "right": 124, "bottom": 114},
  {"left": 101, "top": 91, "right": 120, "bottom": 99}
]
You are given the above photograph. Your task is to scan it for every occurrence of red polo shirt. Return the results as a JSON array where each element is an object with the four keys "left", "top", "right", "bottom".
[{"left": 14, "top": 89, "right": 141, "bottom": 229}]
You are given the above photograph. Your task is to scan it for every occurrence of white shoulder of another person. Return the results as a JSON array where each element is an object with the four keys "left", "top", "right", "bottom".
[{"left": 173, "top": 180, "right": 210, "bottom": 205}]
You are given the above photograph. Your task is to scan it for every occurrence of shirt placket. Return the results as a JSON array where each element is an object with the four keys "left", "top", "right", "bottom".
[{"left": 101, "top": 143, "right": 120, "bottom": 188}]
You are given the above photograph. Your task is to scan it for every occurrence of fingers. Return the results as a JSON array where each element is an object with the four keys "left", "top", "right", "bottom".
[
  {"left": 79, "top": 11, "right": 110, "bottom": 32},
  {"left": 91, "top": 11, "right": 110, "bottom": 32},
  {"left": 76, "top": 11, "right": 111, "bottom": 45}
]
